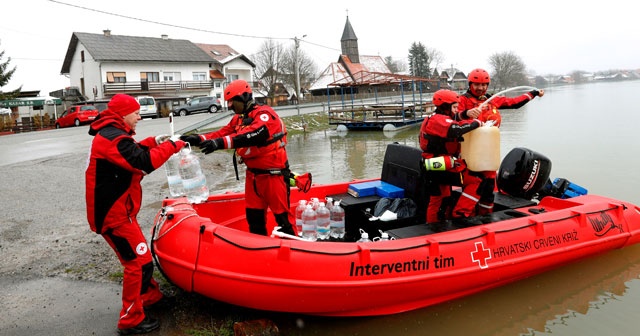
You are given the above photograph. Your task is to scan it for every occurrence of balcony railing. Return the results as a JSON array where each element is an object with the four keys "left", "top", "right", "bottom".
[{"left": 103, "top": 80, "right": 214, "bottom": 94}]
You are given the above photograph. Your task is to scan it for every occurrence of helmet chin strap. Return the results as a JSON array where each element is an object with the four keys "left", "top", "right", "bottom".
[{"left": 242, "top": 99, "right": 256, "bottom": 114}]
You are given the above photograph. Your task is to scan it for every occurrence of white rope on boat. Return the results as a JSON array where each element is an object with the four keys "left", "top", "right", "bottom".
[
  {"left": 271, "top": 226, "right": 309, "bottom": 241},
  {"left": 480, "top": 86, "right": 538, "bottom": 108},
  {"left": 153, "top": 203, "right": 200, "bottom": 241}
]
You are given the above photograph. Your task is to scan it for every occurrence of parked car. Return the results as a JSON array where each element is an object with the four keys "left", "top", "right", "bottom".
[
  {"left": 55, "top": 105, "right": 99, "bottom": 128},
  {"left": 172, "top": 96, "right": 222, "bottom": 116},
  {"left": 136, "top": 96, "right": 158, "bottom": 119}
]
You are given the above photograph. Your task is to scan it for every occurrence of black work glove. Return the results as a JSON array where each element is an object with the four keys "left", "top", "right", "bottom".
[
  {"left": 529, "top": 90, "right": 540, "bottom": 97},
  {"left": 180, "top": 134, "right": 202, "bottom": 146},
  {"left": 200, "top": 138, "right": 224, "bottom": 154}
]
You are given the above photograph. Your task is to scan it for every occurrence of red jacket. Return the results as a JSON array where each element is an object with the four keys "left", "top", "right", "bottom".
[
  {"left": 458, "top": 90, "right": 536, "bottom": 126},
  {"left": 201, "top": 104, "right": 288, "bottom": 170},
  {"left": 419, "top": 111, "right": 480, "bottom": 159},
  {"left": 85, "top": 110, "right": 181, "bottom": 234}
]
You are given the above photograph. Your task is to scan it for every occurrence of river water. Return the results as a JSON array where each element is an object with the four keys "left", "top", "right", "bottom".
[{"left": 259, "top": 81, "right": 639, "bottom": 335}]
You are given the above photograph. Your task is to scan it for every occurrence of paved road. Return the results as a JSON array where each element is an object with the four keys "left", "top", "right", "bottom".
[
  {"left": 0, "top": 104, "right": 326, "bottom": 167},
  {"left": 0, "top": 113, "right": 215, "bottom": 166}
]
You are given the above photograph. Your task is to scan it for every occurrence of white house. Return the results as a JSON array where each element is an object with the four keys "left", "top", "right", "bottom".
[{"left": 60, "top": 30, "right": 256, "bottom": 115}]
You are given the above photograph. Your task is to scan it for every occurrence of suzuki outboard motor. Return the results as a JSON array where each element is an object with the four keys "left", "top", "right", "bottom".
[{"left": 497, "top": 147, "right": 552, "bottom": 199}]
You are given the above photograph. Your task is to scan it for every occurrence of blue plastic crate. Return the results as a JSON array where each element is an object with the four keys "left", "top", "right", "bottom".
[
  {"left": 375, "top": 181, "right": 405, "bottom": 198},
  {"left": 347, "top": 181, "right": 379, "bottom": 198}
]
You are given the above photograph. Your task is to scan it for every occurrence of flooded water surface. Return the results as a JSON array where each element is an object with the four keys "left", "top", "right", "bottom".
[{"left": 271, "top": 81, "right": 640, "bottom": 336}]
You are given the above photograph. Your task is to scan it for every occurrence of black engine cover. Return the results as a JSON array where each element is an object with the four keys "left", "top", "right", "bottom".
[{"left": 497, "top": 147, "right": 552, "bottom": 199}]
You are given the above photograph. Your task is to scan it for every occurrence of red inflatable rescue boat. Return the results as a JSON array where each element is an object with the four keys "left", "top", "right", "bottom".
[{"left": 151, "top": 144, "right": 640, "bottom": 316}]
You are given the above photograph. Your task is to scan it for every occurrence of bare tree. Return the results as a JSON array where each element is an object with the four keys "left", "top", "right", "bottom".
[
  {"left": 488, "top": 51, "right": 528, "bottom": 91},
  {"left": 425, "top": 47, "right": 444, "bottom": 74},
  {"left": 571, "top": 70, "right": 587, "bottom": 84},
  {"left": 254, "top": 39, "right": 286, "bottom": 100},
  {"left": 282, "top": 44, "right": 317, "bottom": 100}
]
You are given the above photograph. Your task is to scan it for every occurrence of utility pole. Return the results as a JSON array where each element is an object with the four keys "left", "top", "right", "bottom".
[{"left": 294, "top": 35, "right": 306, "bottom": 115}]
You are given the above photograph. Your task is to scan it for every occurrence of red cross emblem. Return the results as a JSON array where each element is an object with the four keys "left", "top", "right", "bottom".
[{"left": 471, "top": 242, "right": 491, "bottom": 269}]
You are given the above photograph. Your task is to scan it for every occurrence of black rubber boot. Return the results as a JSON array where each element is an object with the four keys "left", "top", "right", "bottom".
[
  {"left": 246, "top": 208, "right": 267, "bottom": 235},
  {"left": 118, "top": 316, "right": 159, "bottom": 335},
  {"left": 274, "top": 212, "right": 295, "bottom": 235}
]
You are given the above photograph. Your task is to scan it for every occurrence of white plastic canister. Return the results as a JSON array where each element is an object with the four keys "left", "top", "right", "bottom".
[{"left": 460, "top": 125, "right": 501, "bottom": 171}]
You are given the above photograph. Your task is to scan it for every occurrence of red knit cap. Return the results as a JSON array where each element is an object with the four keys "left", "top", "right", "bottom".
[{"left": 108, "top": 94, "right": 140, "bottom": 117}]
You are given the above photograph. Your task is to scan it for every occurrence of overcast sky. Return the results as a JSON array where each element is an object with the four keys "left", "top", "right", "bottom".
[{"left": 1, "top": 0, "right": 637, "bottom": 95}]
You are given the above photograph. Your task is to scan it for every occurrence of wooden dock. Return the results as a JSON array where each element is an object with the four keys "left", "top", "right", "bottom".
[{"left": 329, "top": 101, "right": 435, "bottom": 131}]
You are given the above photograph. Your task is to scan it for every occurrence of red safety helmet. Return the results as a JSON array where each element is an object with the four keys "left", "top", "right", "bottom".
[
  {"left": 432, "top": 89, "right": 459, "bottom": 107},
  {"left": 468, "top": 68, "right": 491, "bottom": 84},
  {"left": 224, "top": 79, "right": 252, "bottom": 101}
]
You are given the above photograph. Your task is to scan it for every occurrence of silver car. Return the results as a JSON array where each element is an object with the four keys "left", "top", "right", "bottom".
[{"left": 172, "top": 96, "right": 222, "bottom": 116}]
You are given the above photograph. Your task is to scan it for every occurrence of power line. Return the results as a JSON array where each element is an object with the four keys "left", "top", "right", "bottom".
[
  {"left": 48, "top": 0, "right": 339, "bottom": 55},
  {"left": 49, "top": 0, "right": 282, "bottom": 40}
]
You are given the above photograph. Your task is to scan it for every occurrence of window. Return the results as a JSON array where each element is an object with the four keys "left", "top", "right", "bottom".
[
  {"left": 140, "top": 72, "right": 160, "bottom": 82},
  {"left": 163, "top": 72, "right": 181, "bottom": 81},
  {"left": 81, "top": 50, "right": 85, "bottom": 62},
  {"left": 227, "top": 74, "right": 239, "bottom": 82},
  {"left": 215, "top": 82, "right": 221, "bottom": 88},
  {"left": 192, "top": 72, "right": 207, "bottom": 81},
  {"left": 107, "top": 72, "right": 127, "bottom": 83}
]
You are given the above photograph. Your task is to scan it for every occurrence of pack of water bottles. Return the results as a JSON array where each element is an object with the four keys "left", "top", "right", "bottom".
[
  {"left": 294, "top": 197, "right": 345, "bottom": 241},
  {"left": 164, "top": 144, "right": 209, "bottom": 204}
]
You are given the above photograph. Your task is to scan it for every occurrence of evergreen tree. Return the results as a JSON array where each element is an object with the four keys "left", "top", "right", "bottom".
[
  {"left": 0, "top": 44, "right": 21, "bottom": 100},
  {"left": 408, "top": 42, "right": 431, "bottom": 78}
]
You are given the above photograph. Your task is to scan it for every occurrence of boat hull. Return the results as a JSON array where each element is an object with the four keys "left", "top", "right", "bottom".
[{"left": 151, "top": 181, "right": 640, "bottom": 316}]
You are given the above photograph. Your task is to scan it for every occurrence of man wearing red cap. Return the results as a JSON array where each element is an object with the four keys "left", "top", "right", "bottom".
[
  {"left": 85, "top": 94, "right": 185, "bottom": 334},
  {"left": 453, "top": 68, "right": 544, "bottom": 218}
]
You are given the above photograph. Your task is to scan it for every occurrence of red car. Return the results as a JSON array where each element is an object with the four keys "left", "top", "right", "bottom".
[{"left": 55, "top": 105, "right": 100, "bottom": 128}]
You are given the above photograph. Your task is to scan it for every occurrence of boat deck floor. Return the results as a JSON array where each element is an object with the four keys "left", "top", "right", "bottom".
[{"left": 387, "top": 192, "right": 538, "bottom": 239}]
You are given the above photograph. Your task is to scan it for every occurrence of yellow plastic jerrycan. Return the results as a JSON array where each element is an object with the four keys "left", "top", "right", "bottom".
[{"left": 460, "top": 124, "right": 501, "bottom": 171}]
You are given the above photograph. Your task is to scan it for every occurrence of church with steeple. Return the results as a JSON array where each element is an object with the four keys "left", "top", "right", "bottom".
[{"left": 308, "top": 15, "right": 397, "bottom": 95}]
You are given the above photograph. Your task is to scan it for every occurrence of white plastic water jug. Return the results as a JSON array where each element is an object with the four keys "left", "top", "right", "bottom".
[{"left": 460, "top": 125, "right": 500, "bottom": 172}]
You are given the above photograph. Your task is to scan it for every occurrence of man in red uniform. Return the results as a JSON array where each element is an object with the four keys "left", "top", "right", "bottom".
[
  {"left": 419, "top": 89, "right": 481, "bottom": 223},
  {"left": 181, "top": 79, "right": 296, "bottom": 236},
  {"left": 452, "top": 68, "right": 544, "bottom": 218},
  {"left": 85, "top": 94, "right": 185, "bottom": 335}
]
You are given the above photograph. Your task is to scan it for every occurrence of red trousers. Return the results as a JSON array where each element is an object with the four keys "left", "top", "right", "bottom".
[
  {"left": 426, "top": 184, "right": 452, "bottom": 223},
  {"left": 244, "top": 170, "right": 294, "bottom": 234},
  {"left": 452, "top": 170, "right": 496, "bottom": 218},
  {"left": 245, "top": 170, "right": 290, "bottom": 214},
  {"left": 102, "top": 219, "right": 163, "bottom": 329}
]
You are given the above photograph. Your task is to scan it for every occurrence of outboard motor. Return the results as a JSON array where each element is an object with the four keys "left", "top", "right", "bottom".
[
  {"left": 539, "top": 177, "right": 589, "bottom": 199},
  {"left": 497, "top": 147, "right": 552, "bottom": 199}
]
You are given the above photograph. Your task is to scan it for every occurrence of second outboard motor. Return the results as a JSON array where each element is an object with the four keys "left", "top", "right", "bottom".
[{"left": 497, "top": 147, "right": 552, "bottom": 199}]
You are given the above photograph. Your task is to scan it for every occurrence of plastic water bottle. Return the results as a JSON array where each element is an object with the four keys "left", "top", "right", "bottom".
[
  {"left": 325, "top": 197, "right": 334, "bottom": 211},
  {"left": 179, "top": 145, "right": 209, "bottom": 203},
  {"left": 356, "top": 228, "right": 372, "bottom": 243},
  {"left": 373, "top": 230, "right": 391, "bottom": 242},
  {"left": 316, "top": 202, "right": 331, "bottom": 240},
  {"left": 301, "top": 204, "right": 317, "bottom": 241},
  {"left": 310, "top": 197, "right": 320, "bottom": 210},
  {"left": 294, "top": 200, "right": 307, "bottom": 237},
  {"left": 329, "top": 200, "right": 345, "bottom": 239},
  {"left": 164, "top": 152, "right": 184, "bottom": 197}
]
